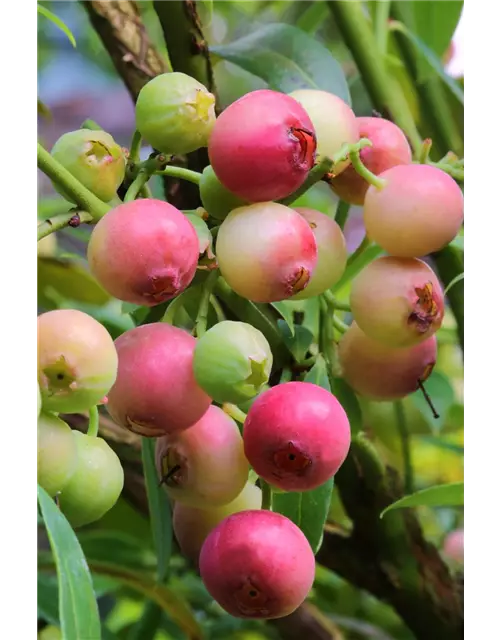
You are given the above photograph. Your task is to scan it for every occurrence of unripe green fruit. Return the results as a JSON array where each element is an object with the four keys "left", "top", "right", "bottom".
[
  {"left": 50, "top": 129, "right": 125, "bottom": 203},
  {"left": 38, "top": 309, "right": 118, "bottom": 413},
  {"left": 59, "top": 432, "right": 124, "bottom": 528},
  {"left": 37, "top": 412, "right": 78, "bottom": 497},
  {"left": 173, "top": 482, "right": 262, "bottom": 564},
  {"left": 37, "top": 233, "right": 57, "bottom": 257},
  {"left": 135, "top": 72, "right": 216, "bottom": 155},
  {"left": 199, "top": 165, "right": 248, "bottom": 221},
  {"left": 193, "top": 321, "right": 273, "bottom": 404},
  {"left": 291, "top": 207, "right": 347, "bottom": 299},
  {"left": 289, "top": 89, "right": 358, "bottom": 175}
]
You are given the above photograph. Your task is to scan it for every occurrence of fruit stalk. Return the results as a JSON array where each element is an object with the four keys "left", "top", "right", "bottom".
[
  {"left": 37, "top": 211, "right": 93, "bottom": 241},
  {"left": 37, "top": 144, "right": 111, "bottom": 220},
  {"left": 87, "top": 406, "right": 100, "bottom": 438},
  {"left": 156, "top": 166, "right": 202, "bottom": 185},
  {"left": 194, "top": 269, "right": 219, "bottom": 337},
  {"left": 327, "top": 0, "right": 422, "bottom": 153}
]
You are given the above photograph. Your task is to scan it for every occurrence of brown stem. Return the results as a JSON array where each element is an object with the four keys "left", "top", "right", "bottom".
[
  {"left": 82, "top": 1, "right": 171, "bottom": 101},
  {"left": 316, "top": 436, "right": 464, "bottom": 640}
]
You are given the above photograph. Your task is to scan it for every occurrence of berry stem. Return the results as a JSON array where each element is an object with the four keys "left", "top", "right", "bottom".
[
  {"left": 209, "top": 294, "right": 226, "bottom": 322},
  {"left": 87, "top": 406, "right": 99, "bottom": 438},
  {"left": 37, "top": 211, "right": 93, "bottom": 241},
  {"left": 394, "top": 401, "right": 414, "bottom": 494},
  {"left": 335, "top": 200, "right": 350, "bottom": 231},
  {"left": 260, "top": 480, "right": 273, "bottom": 510},
  {"left": 156, "top": 166, "right": 202, "bottom": 185},
  {"left": 332, "top": 315, "right": 349, "bottom": 335},
  {"left": 319, "top": 296, "right": 340, "bottom": 378},
  {"left": 128, "top": 130, "right": 142, "bottom": 166},
  {"left": 37, "top": 143, "right": 111, "bottom": 220},
  {"left": 346, "top": 235, "right": 372, "bottom": 269},
  {"left": 222, "top": 403, "right": 248, "bottom": 424},
  {"left": 280, "top": 155, "right": 334, "bottom": 206},
  {"left": 322, "top": 290, "right": 351, "bottom": 313},
  {"left": 419, "top": 138, "right": 433, "bottom": 164},
  {"left": 124, "top": 171, "right": 152, "bottom": 202},
  {"left": 348, "top": 148, "right": 387, "bottom": 190},
  {"left": 331, "top": 243, "right": 383, "bottom": 294},
  {"left": 194, "top": 269, "right": 219, "bottom": 337}
]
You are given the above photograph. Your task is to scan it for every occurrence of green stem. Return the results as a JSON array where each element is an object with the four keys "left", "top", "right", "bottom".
[
  {"left": 332, "top": 315, "right": 349, "bottom": 335},
  {"left": 209, "top": 294, "right": 226, "bottom": 323},
  {"left": 347, "top": 235, "right": 371, "bottom": 268},
  {"left": 129, "top": 130, "right": 142, "bottom": 166},
  {"left": 281, "top": 156, "right": 334, "bottom": 206},
  {"left": 80, "top": 119, "right": 103, "bottom": 131},
  {"left": 331, "top": 244, "right": 384, "bottom": 294},
  {"left": 327, "top": 0, "right": 422, "bottom": 152},
  {"left": 222, "top": 403, "right": 247, "bottom": 424},
  {"left": 194, "top": 269, "right": 219, "bottom": 337},
  {"left": 335, "top": 200, "right": 350, "bottom": 231},
  {"left": 322, "top": 290, "right": 351, "bottom": 312},
  {"left": 319, "top": 296, "right": 339, "bottom": 378},
  {"left": 37, "top": 211, "right": 93, "bottom": 241},
  {"left": 124, "top": 172, "right": 151, "bottom": 202},
  {"left": 349, "top": 149, "right": 387, "bottom": 190},
  {"left": 375, "top": 0, "right": 391, "bottom": 55},
  {"left": 156, "top": 166, "right": 202, "bottom": 185},
  {"left": 394, "top": 400, "right": 413, "bottom": 494},
  {"left": 37, "top": 144, "right": 110, "bottom": 220},
  {"left": 261, "top": 481, "right": 273, "bottom": 510},
  {"left": 87, "top": 406, "right": 99, "bottom": 438},
  {"left": 419, "top": 138, "right": 433, "bottom": 164}
]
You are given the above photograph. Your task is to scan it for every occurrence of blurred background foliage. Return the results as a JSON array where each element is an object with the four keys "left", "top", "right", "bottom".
[{"left": 38, "top": 2, "right": 464, "bottom": 639}]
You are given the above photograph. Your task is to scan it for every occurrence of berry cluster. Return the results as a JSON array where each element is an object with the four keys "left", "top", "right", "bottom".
[{"left": 38, "top": 70, "right": 463, "bottom": 619}]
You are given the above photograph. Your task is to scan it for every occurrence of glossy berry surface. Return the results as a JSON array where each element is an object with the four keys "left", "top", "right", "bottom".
[
  {"left": 199, "top": 510, "right": 315, "bottom": 619},
  {"left": 37, "top": 412, "right": 78, "bottom": 497},
  {"left": 209, "top": 89, "right": 316, "bottom": 202},
  {"left": 243, "top": 382, "right": 351, "bottom": 491}
]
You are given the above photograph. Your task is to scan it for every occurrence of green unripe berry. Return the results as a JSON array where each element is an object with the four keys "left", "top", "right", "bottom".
[
  {"left": 136, "top": 72, "right": 216, "bottom": 155},
  {"left": 50, "top": 129, "right": 125, "bottom": 203},
  {"left": 199, "top": 165, "right": 247, "bottom": 221},
  {"left": 38, "top": 626, "right": 62, "bottom": 640},
  {"left": 37, "top": 412, "right": 78, "bottom": 497},
  {"left": 193, "top": 321, "right": 273, "bottom": 404},
  {"left": 58, "top": 432, "right": 124, "bottom": 528}
]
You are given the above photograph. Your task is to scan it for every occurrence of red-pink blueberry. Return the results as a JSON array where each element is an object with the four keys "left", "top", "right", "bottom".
[
  {"left": 243, "top": 382, "right": 351, "bottom": 491},
  {"left": 87, "top": 199, "right": 199, "bottom": 306},
  {"left": 208, "top": 89, "right": 316, "bottom": 202},
  {"left": 199, "top": 510, "right": 315, "bottom": 619},
  {"left": 106, "top": 323, "right": 211, "bottom": 437}
]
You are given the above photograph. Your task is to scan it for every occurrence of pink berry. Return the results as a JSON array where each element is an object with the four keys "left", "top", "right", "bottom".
[
  {"left": 155, "top": 405, "right": 249, "bottom": 508},
  {"left": 442, "top": 529, "right": 464, "bottom": 564},
  {"left": 173, "top": 481, "right": 262, "bottom": 564},
  {"left": 330, "top": 117, "right": 412, "bottom": 205},
  {"left": 243, "top": 382, "right": 351, "bottom": 491},
  {"left": 208, "top": 89, "right": 316, "bottom": 202},
  {"left": 87, "top": 199, "right": 199, "bottom": 306},
  {"left": 291, "top": 207, "right": 347, "bottom": 298},
  {"left": 350, "top": 257, "right": 445, "bottom": 348},
  {"left": 106, "top": 323, "right": 211, "bottom": 437},
  {"left": 338, "top": 322, "right": 437, "bottom": 401},
  {"left": 199, "top": 510, "right": 315, "bottom": 619},
  {"left": 216, "top": 202, "right": 318, "bottom": 302},
  {"left": 364, "top": 164, "right": 464, "bottom": 257}
]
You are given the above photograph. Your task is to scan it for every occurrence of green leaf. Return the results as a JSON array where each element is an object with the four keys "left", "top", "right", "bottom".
[
  {"left": 38, "top": 573, "right": 60, "bottom": 626},
  {"left": 211, "top": 23, "right": 351, "bottom": 104},
  {"left": 37, "top": 485, "right": 101, "bottom": 640},
  {"left": 142, "top": 438, "right": 172, "bottom": 581},
  {"left": 411, "top": 0, "right": 463, "bottom": 75},
  {"left": 409, "top": 371, "right": 455, "bottom": 434},
  {"left": 273, "top": 478, "right": 334, "bottom": 553},
  {"left": 77, "top": 530, "right": 157, "bottom": 572},
  {"left": 271, "top": 301, "right": 296, "bottom": 336},
  {"left": 380, "top": 481, "right": 464, "bottom": 518},
  {"left": 38, "top": 4, "right": 77, "bottom": 48},
  {"left": 331, "top": 377, "right": 362, "bottom": 435},
  {"left": 38, "top": 257, "right": 110, "bottom": 309},
  {"left": 303, "top": 354, "right": 331, "bottom": 391},
  {"left": 277, "top": 320, "right": 314, "bottom": 362},
  {"left": 389, "top": 21, "right": 464, "bottom": 105},
  {"left": 444, "top": 272, "right": 464, "bottom": 295}
]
